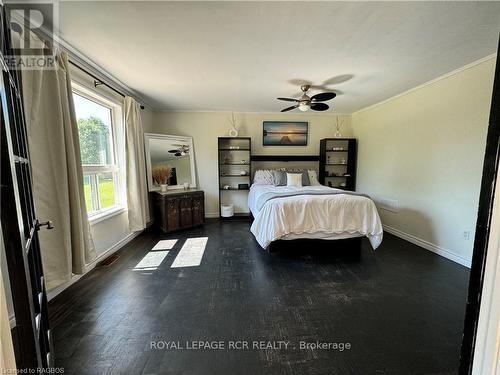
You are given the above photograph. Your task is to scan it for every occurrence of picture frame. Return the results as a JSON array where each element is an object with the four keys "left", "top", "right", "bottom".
[{"left": 262, "top": 121, "right": 308, "bottom": 146}]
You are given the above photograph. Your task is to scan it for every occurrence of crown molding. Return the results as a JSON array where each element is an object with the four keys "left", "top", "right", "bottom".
[
  {"left": 155, "top": 109, "right": 352, "bottom": 116},
  {"left": 54, "top": 36, "right": 154, "bottom": 110}
]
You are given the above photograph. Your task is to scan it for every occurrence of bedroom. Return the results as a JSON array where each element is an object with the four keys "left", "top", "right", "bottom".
[{"left": 0, "top": 1, "right": 499, "bottom": 374}]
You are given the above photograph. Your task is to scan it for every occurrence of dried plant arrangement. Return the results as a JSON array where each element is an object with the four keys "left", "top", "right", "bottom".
[{"left": 152, "top": 165, "right": 173, "bottom": 186}]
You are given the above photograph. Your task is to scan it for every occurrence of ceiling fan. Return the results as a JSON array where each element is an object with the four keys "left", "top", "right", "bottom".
[
  {"left": 168, "top": 144, "right": 190, "bottom": 157},
  {"left": 277, "top": 85, "right": 336, "bottom": 112}
]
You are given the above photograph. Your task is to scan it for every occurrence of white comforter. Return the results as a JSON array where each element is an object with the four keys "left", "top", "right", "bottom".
[{"left": 248, "top": 185, "right": 383, "bottom": 249}]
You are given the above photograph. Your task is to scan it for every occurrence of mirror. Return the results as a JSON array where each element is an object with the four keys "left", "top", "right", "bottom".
[{"left": 144, "top": 133, "right": 196, "bottom": 191}]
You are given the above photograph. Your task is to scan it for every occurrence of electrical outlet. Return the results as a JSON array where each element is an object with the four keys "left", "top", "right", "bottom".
[{"left": 463, "top": 231, "right": 471, "bottom": 240}]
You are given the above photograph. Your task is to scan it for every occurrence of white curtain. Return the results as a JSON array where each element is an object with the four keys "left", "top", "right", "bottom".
[
  {"left": 124, "top": 97, "right": 149, "bottom": 231},
  {"left": 22, "top": 51, "right": 95, "bottom": 290}
]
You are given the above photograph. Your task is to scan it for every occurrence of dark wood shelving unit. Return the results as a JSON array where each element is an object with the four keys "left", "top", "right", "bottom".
[
  {"left": 319, "top": 138, "right": 357, "bottom": 191},
  {"left": 218, "top": 137, "right": 252, "bottom": 220}
]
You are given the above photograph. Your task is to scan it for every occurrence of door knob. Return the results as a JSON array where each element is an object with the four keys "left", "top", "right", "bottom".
[{"left": 36, "top": 220, "right": 54, "bottom": 230}]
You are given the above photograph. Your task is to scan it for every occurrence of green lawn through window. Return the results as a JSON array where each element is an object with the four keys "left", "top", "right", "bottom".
[{"left": 83, "top": 178, "right": 115, "bottom": 213}]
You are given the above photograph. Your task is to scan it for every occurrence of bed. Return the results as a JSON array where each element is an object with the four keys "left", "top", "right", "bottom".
[{"left": 248, "top": 184, "right": 383, "bottom": 250}]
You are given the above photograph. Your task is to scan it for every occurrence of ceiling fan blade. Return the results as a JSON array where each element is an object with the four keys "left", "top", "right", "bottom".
[
  {"left": 311, "top": 92, "right": 336, "bottom": 102},
  {"left": 168, "top": 150, "right": 178, "bottom": 153},
  {"left": 281, "top": 105, "right": 299, "bottom": 112},
  {"left": 175, "top": 152, "right": 182, "bottom": 157},
  {"left": 310, "top": 103, "right": 329, "bottom": 111},
  {"left": 277, "top": 97, "right": 299, "bottom": 102}
]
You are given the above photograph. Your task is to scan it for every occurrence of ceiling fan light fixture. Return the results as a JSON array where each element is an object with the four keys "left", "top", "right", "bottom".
[
  {"left": 278, "top": 83, "right": 335, "bottom": 112},
  {"left": 299, "top": 102, "right": 310, "bottom": 112}
]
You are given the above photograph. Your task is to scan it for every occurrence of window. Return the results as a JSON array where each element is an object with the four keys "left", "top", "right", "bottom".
[{"left": 73, "top": 89, "right": 123, "bottom": 220}]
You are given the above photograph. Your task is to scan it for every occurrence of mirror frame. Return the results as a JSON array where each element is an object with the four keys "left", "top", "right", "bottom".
[{"left": 144, "top": 133, "right": 197, "bottom": 191}]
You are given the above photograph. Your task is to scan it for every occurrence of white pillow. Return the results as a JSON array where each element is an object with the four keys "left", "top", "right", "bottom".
[
  {"left": 307, "top": 170, "right": 321, "bottom": 186},
  {"left": 253, "top": 169, "right": 275, "bottom": 185},
  {"left": 287, "top": 173, "right": 302, "bottom": 187}
]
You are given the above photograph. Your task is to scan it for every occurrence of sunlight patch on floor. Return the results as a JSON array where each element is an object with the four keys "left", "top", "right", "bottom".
[
  {"left": 133, "top": 251, "right": 169, "bottom": 271},
  {"left": 171, "top": 237, "right": 208, "bottom": 268},
  {"left": 152, "top": 239, "right": 178, "bottom": 251}
]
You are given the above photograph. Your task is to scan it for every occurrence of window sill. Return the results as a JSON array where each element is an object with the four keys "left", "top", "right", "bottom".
[{"left": 89, "top": 206, "right": 126, "bottom": 226}]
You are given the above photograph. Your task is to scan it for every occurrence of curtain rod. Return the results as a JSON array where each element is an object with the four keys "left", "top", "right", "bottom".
[{"left": 68, "top": 60, "right": 144, "bottom": 110}]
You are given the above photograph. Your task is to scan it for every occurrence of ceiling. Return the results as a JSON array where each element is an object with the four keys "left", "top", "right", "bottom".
[
  {"left": 58, "top": 1, "right": 500, "bottom": 113},
  {"left": 149, "top": 138, "right": 189, "bottom": 163}
]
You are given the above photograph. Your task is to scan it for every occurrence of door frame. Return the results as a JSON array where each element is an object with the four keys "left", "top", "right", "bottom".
[{"left": 459, "top": 40, "right": 500, "bottom": 374}]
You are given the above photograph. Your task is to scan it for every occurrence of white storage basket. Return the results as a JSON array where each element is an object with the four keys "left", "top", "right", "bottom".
[{"left": 220, "top": 204, "right": 234, "bottom": 217}]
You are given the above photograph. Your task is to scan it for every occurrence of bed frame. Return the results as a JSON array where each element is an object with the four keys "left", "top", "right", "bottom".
[
  {"left": 267, "top": 237, "right": 362, "bottom": 259},
  {"left": 250, "top": 154, "right": 364, "bottom": 259}
]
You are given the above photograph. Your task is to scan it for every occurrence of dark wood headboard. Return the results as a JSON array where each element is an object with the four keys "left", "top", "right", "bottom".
[{"left": 251, "top": 155, "right": 320, "bottom": 162}]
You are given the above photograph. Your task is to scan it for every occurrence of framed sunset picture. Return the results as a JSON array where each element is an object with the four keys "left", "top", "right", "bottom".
[{"left": 262, "top": 121, "right": 308, "bottom": 146}]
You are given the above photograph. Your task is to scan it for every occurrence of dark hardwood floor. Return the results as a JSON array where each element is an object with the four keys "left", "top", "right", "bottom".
[{"left": 49, "top": 219, "right": 469, "bottom": 375}]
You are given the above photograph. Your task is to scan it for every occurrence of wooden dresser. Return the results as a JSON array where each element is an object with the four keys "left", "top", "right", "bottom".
[{"left": 153, "top": 189, "right": 205, "bottom": 233}]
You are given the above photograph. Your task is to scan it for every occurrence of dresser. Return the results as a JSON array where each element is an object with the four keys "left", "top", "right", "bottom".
[{"left": 153, "top": 189, "right": 205, "bottom": 233}]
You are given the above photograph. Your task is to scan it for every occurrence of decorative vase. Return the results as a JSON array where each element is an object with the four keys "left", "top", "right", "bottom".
[
  {"left": 229, "top": 126, "right": 239, "bottom": 137},
  {"left": 228, "top": 112, "right": 239, "bottom": 137},
  {"left": 160, "top": 184, "right": 168, "bottom": 192}
]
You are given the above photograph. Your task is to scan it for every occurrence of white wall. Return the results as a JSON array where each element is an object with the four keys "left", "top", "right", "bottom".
[
  {"left": 151, "top": 112, "right": 352, "bottom": 215},
  {"left": 352, "top": 57, "right": 496, "bottom": 265}
]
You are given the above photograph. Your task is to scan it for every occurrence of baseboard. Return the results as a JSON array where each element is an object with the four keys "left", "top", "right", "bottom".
[
  {"left": 47, "top": 230, "right": 142, "bottom": 301},
  {"left": 85, "top": 231, "right": 142, "bottom": 271},
  {"left": 383, "top": 224, "right": 471, "bottom": 268}
]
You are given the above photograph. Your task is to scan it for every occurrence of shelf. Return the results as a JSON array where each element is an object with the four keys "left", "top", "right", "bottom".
[
  {"left": 326, "top": 150, "right": 348, "bottom": 152},
  {"left": 220, "top": 163, "right": 250, "bottom": 166},
  {"left": 220, "top": 175, "right": 250, "bottom": 177},
  {"left": 325, "top": 163, "right": 348, "bottom": 166},
  {"left": 219, "top": 148, "right": 250, "bottom": 151},
  {"left": 325, "top": 175, "right": 351, "bottom": 178},
  {"left": 220, "top": 188, "right": 250, "bottom": 191}
]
